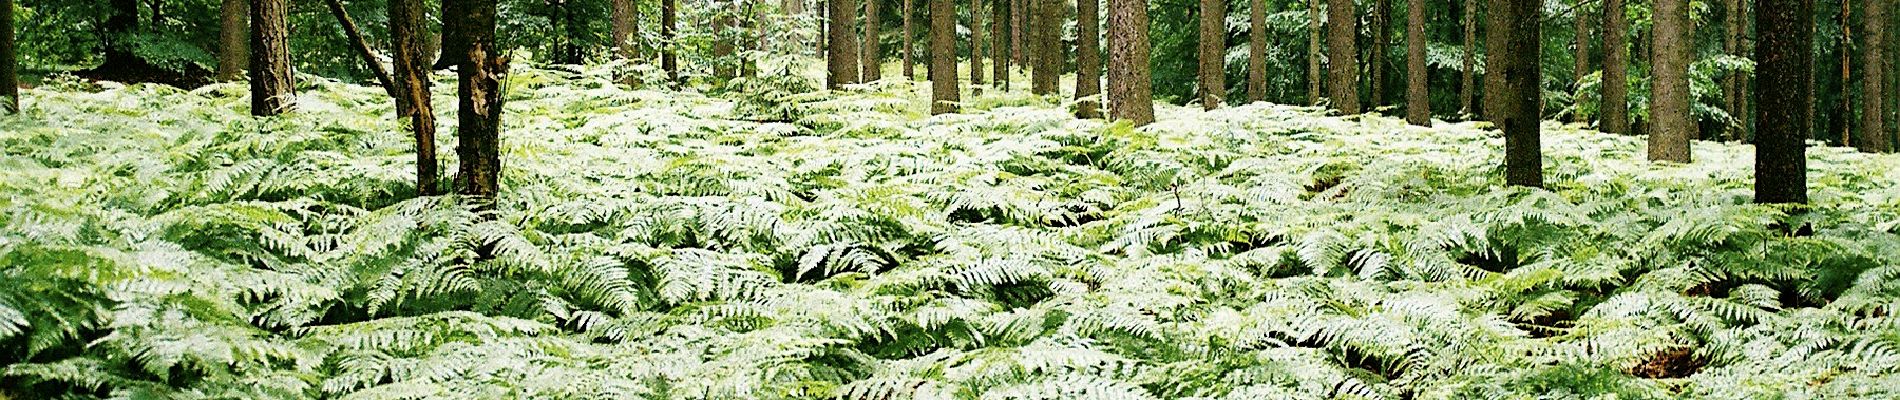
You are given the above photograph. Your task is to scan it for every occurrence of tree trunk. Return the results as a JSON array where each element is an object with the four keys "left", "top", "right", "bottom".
[
  {"left": 322, "top": 0, "right": 396, "bottom": 93},
  {"left": 1459, "top": 0, "right": 1476, "bottom": 116},
  {"left": 250, "top": 0, "right": 294, "bottom": 116},
  {"left": 829, "top": 0, "right": 862, "bottom": 88},
  {"left": 1013, "top": 0, "right": 1025, "bottom": 69},
  {"left": 904, "top": 0, "right": 916, "bottom": 79},
  {"left": 1076, "top": 0, "right": 1101, "bottom": 117},
  {"left": 664, "top": 0, "right": 679, "bottom": 83},
  {"left": 1841, "top": 0, "right": 1851, "bottom": 146},
  {"left": 971, "top": 0, "right": 986, "bottom": 85},
  {"left": 1490, "top": 0, "right": 1541, "bottom": 187},
  {"left": 611, "top": 0, "right": 638, "bottom": 84},
  {"left": 930, "top": 0, "right": 960, "bottom": 114},
  {"left": 992, "top": 0, "right": 1008, "bottom": 88},
  {"left": 1755, "top": 0, "right": 1810, "bottom": 204},
  {"left": 715, "top": 10, "right": 737, "bottom": 79},
  {"left": 1602, "top": 0, "right": 1629, "bottom": 133},
  {"left": 1326, "top": 0, "right": 1359, "bottom": 113},
  {"left": 1031, "top": 0, "right": 1057, "bottom": 95},
  {"left": 433, "top": 0, "right": 468, "bottom": 69},
  {"left": 1310, "top": 0, "right": 1323, "bottom": 106},
  {"left": 1862, "top": 0, "right": 1888, "bottom": 152},
  {"left": 391, "top": 0, "right": 438, "bottom": 195},
  {"left": 0, "top": 0, "right": 14, "bottom": 113},
  {"left": 453, "top": 0, "right": 505, "bottom": 201},
  {"left": 1573, "top": 0, "right": 1590, "bottom": 123},
  {"left": 1724, "top": 0, "right": 1741, "bottom": 139},
  {"left": 1370, "top": 0, "right": 1388, "bottom": 107},
  {"left": 1650, "top": 0, "right": 1693, "bottom": 162},
  {"left": 1107, "top": 0, "right": 1154, "bottom": 125},
  {"left": 1249, "top": 0, "right": 1267, "bottom": 103},
  {"left": 217, "top": 0, "right": 248, "bottom": 81},
  {"left": 863, "top": 0, "right": 883, "bottom": 81},
  {"left": 1199, "top": 0, "right": 1225, "bottom": 109},
  {"left": 1405, "top": 0, "right": 1429, "bottom": 125}
]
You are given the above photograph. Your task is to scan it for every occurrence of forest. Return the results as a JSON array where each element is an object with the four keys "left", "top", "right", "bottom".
[{"left": 0, "top": 0, "right": 1898, "bottom": 398}]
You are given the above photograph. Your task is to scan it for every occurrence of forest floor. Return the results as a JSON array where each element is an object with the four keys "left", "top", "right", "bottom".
[{"left": 0, "top": 66, "right": 1897, "bottom": 399}]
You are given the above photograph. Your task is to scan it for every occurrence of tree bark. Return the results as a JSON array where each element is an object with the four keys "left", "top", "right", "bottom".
[
  {"left": 453, "top": 0, "right": 505, "bottom": 201},
  {"left": 1459, "top": 0, "right": 1476, "bottom": 116},
  {"left": 1841, "top": 0, "right": 1852, "bottom": 147},
  {"left": 1326, "top": 0, "right": 1359, "bottom": 113},
  {"left": 930, "top": 0, "right": 960, "bottom": 114},
  {"left": 1862, "top": 0, "right": 1888, "bottom": 152},
  {"left": 1310, "top": 0, "right": 1323, "bottom": 106},
  {"left": 992, "top": 0, "right": 1008, "bottom": 88},
  {"left": 433, "top": 0, "right": 468, "bottom": 69},
  {"left": 664, "top": 0, "right": 680, "bottom": 83},
  {"left": 1724, "top": 0, "right": 1741, "bottom": 139},
  {"left": 1650, "top": 0, "right": 1693, "bottom": 162},
  {"left": 1405, "top": 0, "right": 1429, "bottom": 125},
  {"left": 611, "top": 0, "right": 638, "bottom": 84},
  {"left": 863, "top": 0, "right": 883, "bottom": 81},
  {"left": 1370, "top": 0, "right": 1388, "bottom": 107},
  {"left": 0, "top": 0, "right": 15, "bottom": 113},
  {"left": 218, "top": 0, "right": 248, "bottom": 81},
  {"left": 715, "top": 10, "right": 737, "bottom": 79},
  {"left": 1077, "top": 0, "right": 1101, "bottom": 117},
  {"left": 1602, "top": 0, "right": 1628, "bottom": 134},
  {"left": 971, "top": 0, "right": 986, "bottom": 85},
  {"left": 391, "top": 0, "right": 438, "bottom": 195},
  {"left": 1490, "top": 0, "right": 1541, "bottom": 187},
  {"left": 829, "top": 0, "right": 862, "bottom": 88},
  {"left": 1031, "top": 0, "right": 1058, "bottom": 95},
  {"left": 250, "top": 0, "right": 294, "bottom": 116},
  {"left": 322, "top": 0, "right": 396, "bottom": 93},
  {"left": 904, "top": 0, "right": 916, "bottom": 79},
  {"left": 1199, "top": 0, "right": 1225, "bottom": 109},
  {"left": 1573, "top": 0, "right": 1590, "bottom": 123},
  {"left": 1107, "top": 0, "right": 1154, "bottom": 125},
  {"left": 1755, "top": 0, "right": 1810, "bottom": 204},
  {"left": 1249, "top": 0, "right": 1267, "bottom": 103},
  {"left": 1013, "top": 0, "right": 1026, "bottom": 69}
]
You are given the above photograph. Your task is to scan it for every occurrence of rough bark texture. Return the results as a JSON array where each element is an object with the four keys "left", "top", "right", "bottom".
[
  {"left": 863, "top": 0, "right": 882, "bottom": 81},
  {"left": 218, "top": 0, "right": 248, "bottom": 81},
  {"left": 930, "top": 0, "right": 960, "bottom": 114},
  {"left": 828, "top": 0, "right": 861, "bottom": 88},
  {"left": 1309, "top": 0, "right": 1323, "bottom": 106},
  {"left": 434, "top": 0, "right": 468, "bottom": 69},
  {"left": 1199, "top": 0, "right": 1225, "bottom": 110},
  {"left": 1249, "top": 0, "right": 1267, "bottom": 102},
  {"left": 1076, "top": 0, "right": 1101, "bottom": 118},
  {"left": 1649, "top": 0, "right": 1693, "bottom": 162},
  {"left": 1572, "top": 0, "right": 1590, "bottom": 124},
  {"left": 454, "top": 0, "right": 505, "bottom": 201},
  {"left": 1755, "top": 0, "right": 1810, "bottom": 204},
  {"left": 1405, "top": 0, "right": 1429, "bottom": 126},
  {"left": 610, "top": 0, "right": 638, "bottom": 84},
  {"left": 1370, "top": 0, "right": 1388, "bottom": 107},
  {"left": 664, "top": 0, "right": 679, "bottom": 83},
  {"left": 1489, "top": 0, "right": 1541, "bottom": 187},
  {"left": 1107, "top": 0, "right": 1154, "bottom": 125},
  {"left": 1862, "top": 0, "right": 1888, "bottom": 152},
  {"left": 1460, "top": 0, "right": 1476, "bottom": 116},
  {"left": 323, "top": 0, "right": 396, "bottom": 93},
  {"left": 250, "top": 0, "right": 294, "bottom": 116},
  {"left": 904, "top": 0, "right": 916, "bottom": 79},
  {"left": 1326, "top": 0, "right": 1360, "bottom": 113},
  {"left": 992, "top": 0, "right": 1008, "bottom": 88},
  {"left": 971, "top": 0, "right": 986, "bottom": 85},
  {"left": 1031, "top": 0, "right": 1057, "bottom": 95},
  {"left": 1602, "top": 0, "right": 1629, "bottom": 134},
  {"left": 391, "top": 0, "right": 437, "bottom": 195}
]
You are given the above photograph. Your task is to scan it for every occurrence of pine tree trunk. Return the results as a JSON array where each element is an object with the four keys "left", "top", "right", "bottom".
[
  {"left": 250, "top": 0, "right": 294, "bottom": 116},
  {"left": 1573, "top": 0, "right": 1590, "bottom": 123},
  {"left": 1490, "top": 0, "right": 1541, "bottom": 187},
  {"left": 715, "top": 10, "right": 737, "bottom": 79},
  {"left": 1249, "top": 0, "right": 1268, "bottom": 103},
  {"left": 1862, "top": 0, "right": 1888, "bottom": 152},
  {"left": 611, "top": 0, "right": 637, "bottom": 84},
  {"left": 433, "top": 0, "right": 468, "bottom": 69},
  {"left": 1200, "top": 0, "right": 1225, "bottom": 109},
  {"left": 1326, "top": 0, "right": 1360, "bottom": 113},
  {"left": 1650, "top": 0, "right": 1693, "bottom": 162},
  {"left": 1076, "top": 0, "right": 1101, "bottom": 117},
  {"left": 1031, "top": 0, "right": 1057, "bottom": 95},
  {"left": 664, "top": 0, "right": 679, "bottom": 83},
  {"left": 323, "top": 0, "right": 396, "bottom": 93},
  {"left": 1755, "top": 0, "right": 1810, "bottom": 204},
  {"left": 930, "top": 0, "right": 960, "bottom": 114},
  {"left": 1405, "top": 0, "right": 1429, "bottom": 126},
  {"left": 1370, "top": 0, "right": 1388, "bottom": 107},
  {"left": 828, "top": 0, "right": 861, "bottom": 88},
  {"left": 453, "top": 0, "right": 505, "bottom": 201},
  {"left": 992, "top": 0, "right": 1008, "bottom": 88},
  {"left": 1107, "top": 0, "right": 1154, "bottom": 125},
  {"left": 1602, "top": 0, "right": 1629, "bottom": 134},
  {"left": 972, "top": 0, "right": 986, "bottom": 85},
  {"left": 1459, "top": 0, "right": 1476, "bottom": 117},
  {"left": 863, "top": 0, "right": 883, "bottom": 81},
  {"left": 217, "top": 0, "right": 248, "bottom": 81},
  {"left": 391, "top": 0, "right": 437, "bottom": 195},
  {"left": 1310, "top": 0, "right": 1323, "bottom": 106},
  {"left": 1724, "top": 0, "right": 1741, "bottom": 139},
  {"left": 1841, "top": 0, "right": 1851, "bottom": 146},
  {"left": 904, "top": 0, "right": 916, "bottom": 79},
  {"left": 0, "top": 0, "right": 14, "bottom": 113},
  {"left": 1012, "top": 0, "right": 1025, "bottom": 69}
]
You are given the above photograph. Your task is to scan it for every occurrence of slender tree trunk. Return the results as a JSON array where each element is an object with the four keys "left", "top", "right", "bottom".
[
  {"left": 611, "top": 0, "right": 638, "bottom": 85},
  {"left": 863, "top": 0, "right": 883, "bottom": 81},
  {"left": 1459, "top": 0, "right": 1476, "bottom": 116},
  {"left": 715, "top": 10, "right": 737, "bottom": 79},
  {"left": 664, "top": 0, "right": 679, "bottom": 83},
  {"left": 1077, "top": 0, "right": 1101, "bottom": 117},
  {"left": 0, "top": 0, "right": 14, "bottom": 113},
  {"left": 1573, "top": 0, "right": 1590, "bottom": 123},
  {"left": 829, "top": 0, "right": 862, "bottom": 88},
  {"left": 453, "top": 0, "right": 505, "bottom": 201},
  {"left": 218, "top": 0, "right": 248, "bottom": 81},
  {"left": 1490, "top": 0, "right": 1541, "bottom": 187},
  {"left": 391, "top": 0, "right": 437, "bottom": 195},
  {"left": 1602, "top": 0, "right": 1629, "bottom": 133},
  {"left": 1650, "top": 0, "right": 1693, "bottom": 162},
  {"left": 1863, "top": 0, "right": 1888, "bottom": 152},
  {"left": 1724, "top": 0, "right": 1741, "bottom": 139},
  {"left": 1107, "top": 0, "right": 1153, "bottom": 125},
  {"left": 904, "top": 0, "right": 916, "bottom": 79},
  {"left": 250, "top": 0, "right": 294, "bottom": 116},
  {"left": 930, "top": 0, "right": 960, "bottom": 113},
  {"left": 1249, "top": 0, "right": 1268, "bottom": 103},
  {"left": 992, "top": 0, "right": 1008, "bottom": 88},
  {"left": 972, "top": 0, "right": 986, "bottom": 85},
  {"left": 1370, "top": 0, "right": 1388, "bottom": 107},
  {"left": 1013, "top": 0, "right": 1026, "bottom": 69},
  {"left": 1842, "top": 0, "right": 1852, "bottom": 146},
  {"left": 323, "top": 0, "right": 396, "bottom": 93},
  {"left": 1326, "top": 0, "right": 1359, "bottom": 113},
  {"left": 1199, "top": 0, "right": 1225, "bottom": 109},
  {"left": 433, "top": 0, "right": 467, "bottom": 69},
  {"left": 1405, "top": 0, "right": 1429, "bottom": 125},
  {"left": 1755, "top": 0, "right": 1810, "bottom": 204},
  {"left": 1031, "top": 0, "right": 1057, "bottom": 94},
  {"left": 1310, "top": 0, "right": 1323, "bottom": 106}
]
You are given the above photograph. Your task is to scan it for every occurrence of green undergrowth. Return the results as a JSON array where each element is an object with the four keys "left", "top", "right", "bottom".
[{"left": 2, "top": 65, "right": 1898, "bottom": 399}]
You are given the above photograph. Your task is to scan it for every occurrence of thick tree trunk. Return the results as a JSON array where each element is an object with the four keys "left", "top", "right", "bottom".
[
  {"left": 322, "top": 0, "right": 396, "bottom": 93},
  {"left": 1459, "top": 0, "right": 1476, "bottom": 116},
  {"left": 1199, "top": 0, "right": 1225, "bottom": 109},
  {"left": 664, "top": 0, "right": 679, "bottom": 83},
  {"left": 1031, "top": 0, "right": 1057, "bottom": 95},
  {"left": 1107, "top": 0, "right": 1154, "bottom": 125},
  {"left": 1862, "top": 0, "right": 1888, "bottom": 152},
  {"left": 250, "top": 0, "right": 294, "bottom": 116},
  {"left": 391, "top": 0, "right": 437, "bottom": 195},
  {"left": 1326, "top": 0, "right": 1359, "bottom": 113},
  {"left": 1602, "top": 0, "right": 1629, "bottom": 134},
  {"left": 1405, "top": 0, "right": 1429, "bottom": 125},
  {"left": 992, "top": 0, "right": 1008, "bottom": 88},
  {"left": 1249, "top": 0, "right": 1267, "bottom": 103},
  {"left": 1573, "top": 0, "right": 1590, "bottom": 123},
  {"left": 1, "top": 0, "right": 14, "bottom": 113},
  {"left": 1650, "top": 0, "right": 1693, "bottom": 162},
  {"left": 828, "top": 0, "right": 862, "bottom": 88},
  {"left": 217, "top": 0, "right": 248, "bottom": 81},
  {"left": 433, "top": 0, "right": 468, "bottom": 69},
  {"left": 1310, "top": 0, "right": 1323, "bottom": 106},
  {"left": 863, "top": 0, "right": 882, "bottom": 81},
  {"left": 904, "top": 0, "right": 916, "bottom": 79},
  {"left": 1370, "top": 0, "right": 1388, "bottom": 107},
  {"left": 1755, "top": 0, "right": 1810, "bottom": 204},
  {"left": 1490, "top": 0, "right": 1541, "bottom": 187},
  {"left": 1076, "top": 0, "right": 1101, "bottom": 117},
  {"left": 930, "top": 0, "right": 960, "bottom": 114},
  {"left": 454, "top": 0, "right": 505, "bottom": 201},
  {"left": 971, "top": 0, "right": 986, "bottom": 85},
  {"left": 611, "top": 0, "right": 638, "bottom": 84}
]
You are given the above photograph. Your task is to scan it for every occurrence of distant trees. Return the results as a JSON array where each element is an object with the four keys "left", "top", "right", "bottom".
[
  {"left": 1756, "top": 0, "right": 1812, "bottom": 204},
  {"left": 250, "top": 0, "right": 294, "bottom": 116},
  {"left": 828, "top": 0, "right": 861, "bottom": 88},
  {"left": 1489, "top": 0, "right": 1541, "bottom": 187},
  {"left": 1198, "top": 0, "right": 1223, "bottom": 110},
  {"left": 1107, "top": 0, "right": 1153, "bottom": 125},
  {"left": 1325, "top": 0, "right": 1359, "bottom": 113},
  {"left": 1649, "top": 0, "right": 1692, "bottom": 162}
]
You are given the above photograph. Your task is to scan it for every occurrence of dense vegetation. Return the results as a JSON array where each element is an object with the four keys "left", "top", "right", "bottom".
[{"left": 3, "top": 66, "right": 1898, "bottom": 399}]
